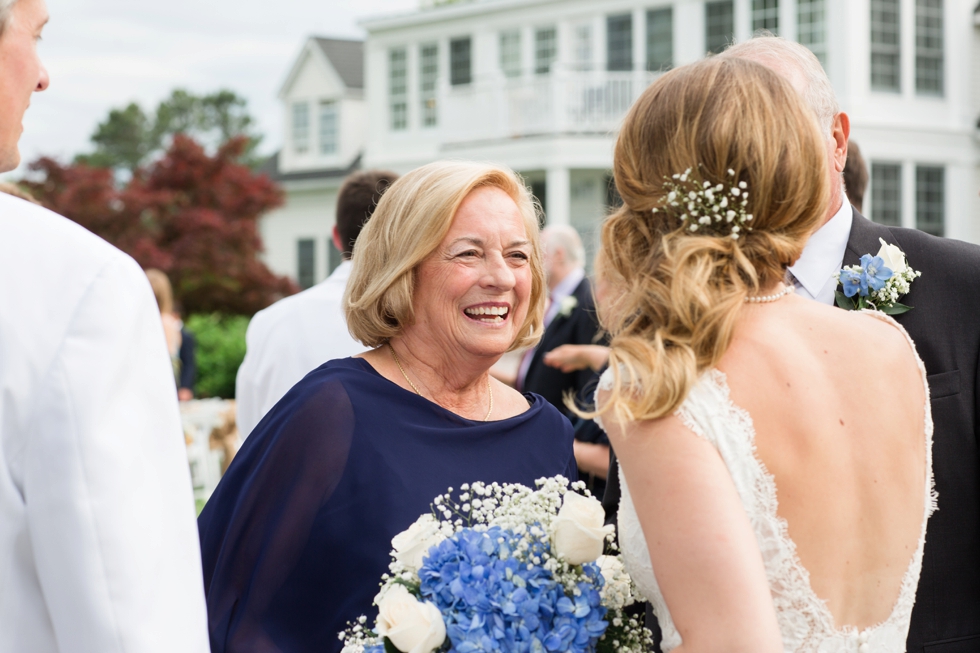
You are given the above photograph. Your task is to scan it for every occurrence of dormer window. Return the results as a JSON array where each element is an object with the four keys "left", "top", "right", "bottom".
[
  {"left": 320, "top": 101, "right": 338, "bottom": 154},
  {"left": 292, "top": 102, "right": 310, "bottom": 154}
]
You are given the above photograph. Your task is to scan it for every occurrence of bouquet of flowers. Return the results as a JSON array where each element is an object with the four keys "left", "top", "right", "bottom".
[
  {"left": 835, "top": 238, "right": 921, "bottom": 315},
  {"left": 340, "top": 476, "right": 651, "bottom": 653}
]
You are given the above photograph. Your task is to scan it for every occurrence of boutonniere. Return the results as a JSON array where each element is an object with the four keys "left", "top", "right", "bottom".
[
  {"left": 835, "top": 238, "right": 921, "bottom": 315},
  {"left": 558, "top": 295, "right": 578, "bottom": 318}
]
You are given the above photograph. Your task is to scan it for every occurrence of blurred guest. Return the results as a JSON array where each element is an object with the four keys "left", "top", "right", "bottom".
[
  {"left": 0, "top": 1, "right": 209, "bottom": 650},
  {"left": 199, "top": 161, "right": 575, "bottom": 653},
  {"left": 176, "top": 305, "right": 197, "bottom": 401},
  {"left": 146, "top": 268, "right": 183, "bottom": 384},
  {"left": 517, "top": 225, "right": 608, "bottom": 495},
  {"left": 843, "top": 140, "right": 868, "bottom": 213},
  {"left": 0, "top": 180, "right": 39, "bottom": 203},
  {"left": 235, "top": 169, "right": 398, "bottom": 438}
]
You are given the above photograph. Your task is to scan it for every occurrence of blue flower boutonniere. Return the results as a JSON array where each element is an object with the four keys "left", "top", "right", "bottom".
[{"left": 835, "top": 238, "right": 921, "bottom": 315}]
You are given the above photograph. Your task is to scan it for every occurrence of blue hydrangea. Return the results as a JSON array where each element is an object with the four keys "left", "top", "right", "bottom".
[{"left": 417, "top": 526, "right": 608, "bottom": 653}]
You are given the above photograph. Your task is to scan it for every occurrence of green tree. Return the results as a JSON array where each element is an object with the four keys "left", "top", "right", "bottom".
[{"left": 77, "top": 89, "right": 262, "bottom": 172}]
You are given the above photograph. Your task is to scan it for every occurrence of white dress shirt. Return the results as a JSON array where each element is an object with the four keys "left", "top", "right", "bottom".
[
  {"left": 0, "top": 195, "right": 210, "bottom": 653},
  {"left": 235, "top": 260, "right": 366, "bottom": 438},
  {"left": 788, "top": 199, "right": 853, "bottom": 305}
]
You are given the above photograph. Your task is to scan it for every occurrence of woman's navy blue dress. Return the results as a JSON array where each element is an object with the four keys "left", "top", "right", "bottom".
[{"left": 198, "top": 357, "right": 577, "bottom": 653}]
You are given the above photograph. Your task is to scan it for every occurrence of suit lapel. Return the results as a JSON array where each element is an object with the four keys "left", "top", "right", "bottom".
[{"left": 843, "top": 209, "right": 892, "bottom": 267}]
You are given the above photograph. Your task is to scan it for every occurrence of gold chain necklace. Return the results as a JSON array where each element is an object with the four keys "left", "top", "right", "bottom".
[{"left": 387, "top": 342, "right": 493, "bottom": 421}]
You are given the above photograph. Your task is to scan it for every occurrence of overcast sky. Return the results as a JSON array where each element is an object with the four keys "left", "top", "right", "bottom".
[{"left": 5, "top": 0, "right": 419, "bottom": 179}]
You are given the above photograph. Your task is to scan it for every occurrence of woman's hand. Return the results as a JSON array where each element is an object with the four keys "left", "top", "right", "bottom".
[
  {"left": 543, "top": 344, "right": 610, "bottom": 373},
  {"left": 573, "top": 441, "right": 610, "bottom": 479}
]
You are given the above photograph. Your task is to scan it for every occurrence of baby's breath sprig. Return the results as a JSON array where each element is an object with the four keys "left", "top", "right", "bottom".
[{"left": 652, "top": 167, "right": 753, "bottom": 240}]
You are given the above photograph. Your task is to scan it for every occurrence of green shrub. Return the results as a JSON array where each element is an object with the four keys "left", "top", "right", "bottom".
[{"left": 186, "top": 313, "right": 249, "bottom": 399}]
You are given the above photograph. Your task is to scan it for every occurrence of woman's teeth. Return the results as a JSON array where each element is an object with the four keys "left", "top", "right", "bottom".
[{"left": 464, "top": 306, "right": 508, "bottom": 322}]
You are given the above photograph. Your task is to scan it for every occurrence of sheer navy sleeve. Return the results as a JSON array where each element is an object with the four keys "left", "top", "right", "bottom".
[{"left": 199, "top": 358, "right": 576, "bottom": 653}]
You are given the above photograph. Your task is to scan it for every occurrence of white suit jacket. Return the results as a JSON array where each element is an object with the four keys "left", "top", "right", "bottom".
[
  {"left": 235, "top": 260, "right": 365, "bottom": 438},
  {"left": 0, "top": 195, "right": 210, "bottom": 653}
]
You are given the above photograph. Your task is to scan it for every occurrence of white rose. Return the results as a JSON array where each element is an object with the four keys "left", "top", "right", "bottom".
[
  {"left": 876, "top": 238, "right": 908, "bottom": 275},
  {"left": 375, "top": 585, "right": 446, "bottom": 653},
  {"left": 596, "top": 555, "right": 632, "bottom": 610},
  {"left": 596, "top": 554, "right": 625, "bottom": 586},
  {"left": 392, "top": 514, "right": 445, "bottom": 571},
  {"left": 551, "top": 491, "right": 615, "bottom": 565}
]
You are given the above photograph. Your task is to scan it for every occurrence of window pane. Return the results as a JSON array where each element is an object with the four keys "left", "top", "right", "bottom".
[
  {"left": 797, "top": 0, "right": 827, "bottom": 65},
  {"left": 915, "top": 0, "right": 943, "bottom": 95},
  {"left": 297, "top": 238, "right": 315, "bottom": 289},
  {"left": 535, "top": 27, "right": 557, "bottom": 75},
  {"left": 292, "top": 102, "right": 309, "bottom": 154},
  {"left": 573, "top": 24, "right": 592, "bottom": 69},
  {"left": 420, "top": 43, "right": 438, "bottom": 127},
  {"left": 871, "top": 0, "right": 901, "bottom": 92},
  {"left": 752, "top": 0, "right": 779, "bottom": 34},
  {"left": 916, "top": 166, "right": 944, "bottom": 236},
  {"left": 319, "top": 101, "right": 337, "bottom": 155},
  {"left": 871, "top": 163, "right": 902, "bottom": 227},
  {"left": 705, "top": 1, "right": 734, "bottom": 55},
  {"left": 450, "top": 37, "right": 472, "bottom": 86},
  {"left": 389, "top": 48, "right": 408, "bottom": 130},
  {"left": 607, "top": 14, "right": 633, "bottom": 72},
  {"left": 646, "top": 8, "right": 673, "bottom": 71},
  {"left": 500, "top": 30, "right": 522, "bottom": 78}
]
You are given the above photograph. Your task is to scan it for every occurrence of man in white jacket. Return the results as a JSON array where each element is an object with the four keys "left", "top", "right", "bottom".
[
  {"left": 0, "top": 1, "right": 211, "bottom": 651},
  {"left": 236, "top": 169, "right": 397, "bottom": 438}
]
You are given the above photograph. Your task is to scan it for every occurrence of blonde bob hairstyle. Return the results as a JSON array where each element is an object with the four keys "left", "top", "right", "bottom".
[
  {"left": 592, "top": 56, "right": 829, "bottom": 424},
  {"left": 344, "top": 160, "right": 546, "bottom": 352}
]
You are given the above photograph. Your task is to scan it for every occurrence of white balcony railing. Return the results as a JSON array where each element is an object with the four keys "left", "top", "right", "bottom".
[{"left": 439, "top": 68, "right": 661, "bottom": 145}]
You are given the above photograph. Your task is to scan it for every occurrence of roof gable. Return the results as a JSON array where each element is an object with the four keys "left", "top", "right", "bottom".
[
  {"left": 314, "top": 38, "right": 364, "bottom": 89},
  {"left": 279, "top": 36, "right": 364, "bottom": 99}
]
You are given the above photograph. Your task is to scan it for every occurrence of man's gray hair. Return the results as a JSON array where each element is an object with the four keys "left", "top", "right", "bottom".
[
  {"left": 720, "top": 35, "right": 840, "bottom": 136},
  {"left": 541, "top": 224, "right": 586, "bottom": 267},
  {"left": 0, "top": 0, "right": 18, "bottom": 36}
]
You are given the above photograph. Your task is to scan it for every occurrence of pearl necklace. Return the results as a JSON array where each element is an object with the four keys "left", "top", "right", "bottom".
[
  {"left": 387, "top": 343, "right": 493, "bottom": 421},
  {"left": 744, "top": 284, "right": 795, "bottom": 304}
]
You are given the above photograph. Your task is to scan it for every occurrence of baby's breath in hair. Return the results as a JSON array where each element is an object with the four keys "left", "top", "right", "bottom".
[{"left": 653, "top": 167, "right": 753, "bottom": 240}]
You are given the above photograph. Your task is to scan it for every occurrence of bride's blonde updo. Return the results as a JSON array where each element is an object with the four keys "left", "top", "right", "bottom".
[{"left": 596, "top": 56, "right": 829, "bottom": 423}]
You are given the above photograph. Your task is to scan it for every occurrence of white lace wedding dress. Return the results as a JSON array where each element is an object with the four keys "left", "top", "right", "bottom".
[{"left": 602, "top": 314, "right": 936, "bottom": 653}]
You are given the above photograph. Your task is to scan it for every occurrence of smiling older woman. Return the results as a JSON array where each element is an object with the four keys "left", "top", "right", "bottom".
[{"left": 198, "top": 161, "right": 577, "bottom": 653}]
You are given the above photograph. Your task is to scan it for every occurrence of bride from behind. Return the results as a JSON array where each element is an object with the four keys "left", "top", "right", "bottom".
[{"left": 594, "top": 57, "right": 933, "bottom": 652}]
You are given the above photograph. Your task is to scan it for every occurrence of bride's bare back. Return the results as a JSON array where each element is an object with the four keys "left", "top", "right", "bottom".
[{"left": 720, "top": 295, "right": 927, "bottom": 630}]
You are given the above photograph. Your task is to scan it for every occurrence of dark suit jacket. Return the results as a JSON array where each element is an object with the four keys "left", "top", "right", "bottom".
[
  {"left": 523, "top": 277, "right": 601, "bottom": 419},
  {"left": 603, "top": 210, "right": 980, "bottom": 652}
]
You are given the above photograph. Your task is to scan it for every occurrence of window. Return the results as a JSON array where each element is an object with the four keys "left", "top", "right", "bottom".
[
  {"left": 607, "top": 14, "right": 633, "bottom": 71},
  {"left": 797, "top": 0, "right": 827, "bottom": 65},
  {"left": 915, "top": 0, "right": 943, "bottom": 95},
  {"left": 389, "top": 48, "right": 408, "bottom": 130},
  {"left": 420, "top": 43, "right": 438, "bottom": 127},
  {"left": 752, "top": 0, "right": 779, "bottom": 34},
  {"left": 500, "top": 30, "right": 522, "bottom": 78},
  {"left": 705, "top": 1, "right": 734, "bottom": 55},
  {"left": 318, "top": 101, "right": 337, "bottom": 155},
  {"left": 450, "top": 37, "right": 472, "bottom": 86},
  {"left": 916, "top": 166, "right": 944, "bottom": 236},
  {"left": 646, "top": 8, "right": 673, "bottom": 71},
  {"left": 573, "top": 24, "right": 592, "bottom": 69},
  {"left": 297, "top": 239, "right": 315, "bottom": 289},
  {"left": 292, "top": 102, "right": 309, "bottom": 154},
  {"left": 535, "top": 27, "right": 557, "bottom": 75},
  {"left": 871, "top": 0, "right": 901, "bottom": 92},
  {"left": 871, "top": 163, "right": 902, "bottom": 227}
]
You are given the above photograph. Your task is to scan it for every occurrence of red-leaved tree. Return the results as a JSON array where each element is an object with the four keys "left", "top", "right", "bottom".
[{"left": 25, "top": 134, "right": 297, "bottom": 315}]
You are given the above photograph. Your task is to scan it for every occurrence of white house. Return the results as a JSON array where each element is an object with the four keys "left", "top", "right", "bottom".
[
  {"left": 259, "top": 37, "right": 366, "bottom": 288},
  {"left": 263, "top": 0, "right": 980, "bottom": 284}
]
